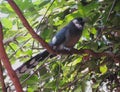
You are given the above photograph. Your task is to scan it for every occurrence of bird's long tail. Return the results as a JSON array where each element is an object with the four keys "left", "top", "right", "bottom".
[{"left": 15, "top": 50, "right": 50, "bottom": 77}]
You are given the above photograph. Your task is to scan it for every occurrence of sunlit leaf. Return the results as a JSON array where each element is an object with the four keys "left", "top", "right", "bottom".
[
  {"left": 100, "top": 65, "right": 108, "bottom": 74},
  {"left": 2, "top": 18, "right": 12, "bottom": 29},
  {"left": 68, "top": 56, "right": 82, "bottom": 66}
]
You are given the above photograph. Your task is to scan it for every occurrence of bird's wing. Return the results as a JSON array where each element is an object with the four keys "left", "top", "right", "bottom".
[{"left": 51, "top": 27, "right": 68, "bottom": 46}]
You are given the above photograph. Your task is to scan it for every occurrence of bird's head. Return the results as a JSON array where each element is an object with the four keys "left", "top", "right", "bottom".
[{"left": 72, "top": 17, "right": 87, "bottom": 29}]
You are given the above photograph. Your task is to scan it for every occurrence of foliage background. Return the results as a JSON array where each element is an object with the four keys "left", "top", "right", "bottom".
[{"left": 0, "top": 0, "right": 120, "bottom": 91}]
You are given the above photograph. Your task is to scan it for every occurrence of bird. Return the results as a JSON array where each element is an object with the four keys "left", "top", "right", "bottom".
[{"left": 15, "top": 17, "right": 86, "bottom": 77}]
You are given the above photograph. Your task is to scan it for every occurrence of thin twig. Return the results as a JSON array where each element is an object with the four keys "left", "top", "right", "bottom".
[
  {"left": 106, "top": 0, "right": 117, "bottom": 22},
  {"left": 3, "top": 33, "right": 22, "bottom": 45},
  {"left": 9, "top": 38, "right": 31, "bottom": 59},
  {"left": 37, "top": 0, "right": 55, "bottom": 32}
]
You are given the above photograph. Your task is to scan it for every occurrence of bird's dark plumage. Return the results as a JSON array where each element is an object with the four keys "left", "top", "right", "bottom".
[{"left": 15, "top": 17, "right": 85, "bottom": 77}]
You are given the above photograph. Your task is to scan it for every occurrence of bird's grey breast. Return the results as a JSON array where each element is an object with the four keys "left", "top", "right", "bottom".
[{"left": 63, "top": 29, "right": 81, "bottom": 48}]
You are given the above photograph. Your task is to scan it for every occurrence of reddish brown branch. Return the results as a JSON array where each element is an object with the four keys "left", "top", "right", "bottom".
[
  {"left": 0, "top": 23, "right": 23, "bottom": 92},
  {"left": 55, "top": 48, "right": 119, "bottom": 62},
  {"left": 0, "top": 60, "right": 7, "bottom": 92},
  {"left": 55, "top": 48, "right": 108, "bottom": 56},
  {"left": 7, "top": 0, "right": 54, "bottom": 54}
]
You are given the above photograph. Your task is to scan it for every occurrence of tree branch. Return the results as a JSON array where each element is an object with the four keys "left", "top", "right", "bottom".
[
  {"left": 54, "top": 48, "right": 119, "bottom": 62},
  {"left": 0, "top": 60, "right": 7, "bottom": 92},
  {"left": 0, "top": 22, "right": 23, "bottom": 92},
  {"left": 106, "top": 0, "right": 117, "bottom": 22}
]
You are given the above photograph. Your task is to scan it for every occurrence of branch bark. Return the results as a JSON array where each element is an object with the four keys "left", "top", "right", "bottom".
[
  {"left": 53, "top": 48, "right": 119, "bottom": 62},
  {"left": 0, "top": 23, "right": 23, "bottom": 92},
  {"left": 0, "top": 60, "right": 7, "bottom": 92}
]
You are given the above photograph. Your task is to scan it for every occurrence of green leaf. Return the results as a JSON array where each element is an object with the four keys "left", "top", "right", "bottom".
[
  {"left": 9, "top": 43, "right": 18, "bottom": 50},
  {"left": 100, "top": 65, "right": 108, "bottom": 74},
  {"left": 83, "top": 1, "right": 99, "bottom": 15},
  {"left": 45, "top": 80, "right": 56, "bottom": 89},
  {"left": 53, "top": 19, "right": 63, "bottom": 26},
  {"left": 41, "top": 29, "right": 52, "bottom": 41},
  {"left": 68, "top": 56, "right": 82, "bottom": 66},
  {"left": 91, "top": 27, "right": 97, "bottom": 35},
  {"left": 39, "top": 0, "right": 51, "bottom": 8},
  {"left": 2, "top": 18, "right": 12, "bottom": 29},
  {"left": 25, "top": 75, "right": 39, "bottom": 85},
  {"left": 82, "top": 28, "right": 90, "bottom": 40},
  {"left": 27, "top": 87, "right": 35, "bottom": 92},
  {"left": 23, "top": 50, "right": 32, "bottom": 57},
  {"left": 98, "top": 46, "right": 109, "bottom": 52}
]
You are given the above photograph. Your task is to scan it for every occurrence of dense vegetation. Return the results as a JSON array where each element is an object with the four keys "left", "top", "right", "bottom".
[{"left": 0, "top": 0, "right": 120, "bottom": 91}]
